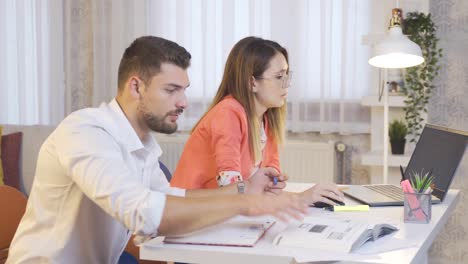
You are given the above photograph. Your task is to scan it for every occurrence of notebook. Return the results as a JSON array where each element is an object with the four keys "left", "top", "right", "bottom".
[
  {"left": 163, "top": 216, "right": 275, "bottom": 247},
  {"left": 344, "top": 124, "right": 468, "bottom": 206},
  {"left": 274, "top": 216, "right": 398, "bottom": 253}
]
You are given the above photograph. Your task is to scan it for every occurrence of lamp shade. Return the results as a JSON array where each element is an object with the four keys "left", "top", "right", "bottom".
[{"left": 368, "top": 26, "right": 424, "bottom": 68}]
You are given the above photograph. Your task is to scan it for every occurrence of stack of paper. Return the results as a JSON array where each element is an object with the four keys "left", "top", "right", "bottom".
[{"left": 163, "top": 216, "right": 275, "bottom": 247}]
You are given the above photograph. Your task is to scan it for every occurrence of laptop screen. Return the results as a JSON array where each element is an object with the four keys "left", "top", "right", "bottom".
[{"left": 404, "top": 124, "right": 468, "bottom": 201}]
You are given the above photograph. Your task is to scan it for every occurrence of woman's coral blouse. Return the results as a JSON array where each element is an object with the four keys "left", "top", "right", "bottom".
[{"left": 170, "top": 96, "right": 280, "bottom": 189}]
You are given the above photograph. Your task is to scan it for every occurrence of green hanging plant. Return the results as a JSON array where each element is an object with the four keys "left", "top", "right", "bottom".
[{"left": 402, "top": 12, "right": 443, "bottom": 142}]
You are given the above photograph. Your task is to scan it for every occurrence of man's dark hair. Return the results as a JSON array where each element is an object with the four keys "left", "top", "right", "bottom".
[{"left": 117, "top": 36, "right": 191, "bottom": 92}]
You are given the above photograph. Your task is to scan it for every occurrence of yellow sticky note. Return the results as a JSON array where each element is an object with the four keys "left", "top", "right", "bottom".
[{"left": 333, "top": 205, "right": 369, "bottom": 212}]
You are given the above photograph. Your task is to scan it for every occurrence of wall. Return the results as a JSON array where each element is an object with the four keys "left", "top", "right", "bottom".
[{"left": 428, "top": 0, "right": 468, "bottom": 263}]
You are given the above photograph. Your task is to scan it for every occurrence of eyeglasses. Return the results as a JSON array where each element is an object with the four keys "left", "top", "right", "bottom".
[{"left": 256, "top": 71, "right": 293, "bottom": 89}]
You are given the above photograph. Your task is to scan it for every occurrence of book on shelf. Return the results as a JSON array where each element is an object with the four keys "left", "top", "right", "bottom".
[
  {"left": 273, "top": 216, "right": 398, "bottom": 253},
  {"left": 163, "top": 216, "right": 275, "bottom": 247}
]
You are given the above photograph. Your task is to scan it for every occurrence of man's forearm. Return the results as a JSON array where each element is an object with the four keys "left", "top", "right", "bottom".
[
  {"left": 184, "top": 167, "right": 285, "bottom": 198},
  {"left": 185, "top": 184, "right": 238, "bottom": 198},
  {"left": 157, "top": 194, "right": 245, "bottom": 236},
  {"left": 158, "top": 191, "right": 310, "bottom": 237}
]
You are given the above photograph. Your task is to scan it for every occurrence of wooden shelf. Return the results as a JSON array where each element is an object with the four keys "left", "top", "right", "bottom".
[
  {"left": 361, "top": 151, "right": 411, "bottom": 167},
  {"left": 361, "top": 95, "right": 406, "bottom": 107}
]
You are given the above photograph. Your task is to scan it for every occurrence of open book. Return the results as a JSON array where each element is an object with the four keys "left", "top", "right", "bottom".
[
  {"left": 163, "top": 216, "right": 275, "bottom": 247},
  {"left": 273, "top": 216, "right": 398, "bottom": 253}
]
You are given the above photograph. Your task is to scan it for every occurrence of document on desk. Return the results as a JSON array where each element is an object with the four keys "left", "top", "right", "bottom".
[
  {"left": 273, "top": 216, "right": 398, "bottom": 253},
  {"left": 163, "top": 216, "right": 275, "bottom": 247}
]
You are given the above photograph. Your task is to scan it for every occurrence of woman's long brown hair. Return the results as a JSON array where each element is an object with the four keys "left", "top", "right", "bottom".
[{"left": 193, "top": 36, "right": 288, "bottom": 163}]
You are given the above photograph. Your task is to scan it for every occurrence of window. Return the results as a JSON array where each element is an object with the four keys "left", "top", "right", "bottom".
[
  {"left": 147, "top": 0, "right": 371, "bottom": 133},
  {"left": 0, "top": 0, "right": 64, "bottom": 125},
  {"left": 2, "top": 0, "right": 371, "bottom": 134}
]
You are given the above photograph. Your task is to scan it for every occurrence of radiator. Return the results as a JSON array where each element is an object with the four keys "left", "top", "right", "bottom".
[
  {"left": 153, "top": 133, "right": 189, "bottom": 173},
  {"left": 279, "top": 140, "right": 335, "bottom": 183},
  {"left": 153, "top": 133, "right": 335, "bottom": 184}
]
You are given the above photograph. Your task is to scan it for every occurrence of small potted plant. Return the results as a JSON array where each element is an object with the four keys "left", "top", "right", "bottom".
[{"left": 389, "top": 119, "right": 408, "bottom": 155}]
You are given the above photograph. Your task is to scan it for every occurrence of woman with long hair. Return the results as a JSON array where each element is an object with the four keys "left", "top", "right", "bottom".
[{"left": 171, "top": 36, "right": 343, "bottom": 205}]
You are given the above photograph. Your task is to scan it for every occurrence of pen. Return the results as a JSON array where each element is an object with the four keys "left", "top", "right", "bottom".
[
  {"left": 273, "top": 176, "right": 278, "bottom": 186},
  {"left": 400, "top": 165, "right": 405, "bottom": 182}
]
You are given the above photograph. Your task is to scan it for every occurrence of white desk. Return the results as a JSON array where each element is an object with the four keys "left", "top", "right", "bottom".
[{"left": 140, "top": 183, "right": 460, "bottom": 264}]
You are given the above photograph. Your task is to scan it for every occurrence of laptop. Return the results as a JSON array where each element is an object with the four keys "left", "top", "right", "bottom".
[{"left": 344, "top": 124, "right": 468, "bottom": 206}]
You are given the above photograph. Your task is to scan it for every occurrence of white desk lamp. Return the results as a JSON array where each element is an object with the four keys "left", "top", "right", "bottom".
[{"left": 368, "top": 7, "right": 424, "bottom": 183}]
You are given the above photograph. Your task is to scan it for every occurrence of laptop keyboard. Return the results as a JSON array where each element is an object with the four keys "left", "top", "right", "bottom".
[{"left": 364, "top": 185, "right": 404, "bottom": 201}]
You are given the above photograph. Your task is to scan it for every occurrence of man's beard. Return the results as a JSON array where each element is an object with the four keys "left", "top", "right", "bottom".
[{"left": 138, "top": 101, "right": 183, "bottom": 134}]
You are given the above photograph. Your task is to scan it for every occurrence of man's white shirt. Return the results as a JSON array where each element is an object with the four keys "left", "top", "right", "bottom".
[{"left": 7, "top": 99, "right": 185, "bottom": 264}]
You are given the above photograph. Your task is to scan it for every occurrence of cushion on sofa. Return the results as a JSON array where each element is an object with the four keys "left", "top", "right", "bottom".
[
  {"left": 0, "top": 126, "right": 3, "bottom": 185},
  {"left": 1, "top": 125, "right": 56, "bottom": 195},
  {"left": 0, "top": 132, "right": 23, "bottom": 191}
]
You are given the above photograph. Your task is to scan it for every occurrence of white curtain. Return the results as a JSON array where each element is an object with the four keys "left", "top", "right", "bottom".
[
  {"left": 146, "top": 0, "right": 371, "bottom": 133},
  {"left": 283, "top": 0, "right": 372, "bottom": 134},
  {"left": 2, "top": 0, "right": 371, "bottom": 134},
  {"left": 0, "top": 0, "right": 64, "bottom": 125},
  {"left": 62, "top": 0, "right": 147, "bottom": 113},
  {"left": 146, "top": 0, "right": 274, "bottom": 130}
]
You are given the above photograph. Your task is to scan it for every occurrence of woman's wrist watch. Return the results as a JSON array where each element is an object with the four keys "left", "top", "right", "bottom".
[{"left": 237, "top": 181, "right": 246, "bottom": 194}]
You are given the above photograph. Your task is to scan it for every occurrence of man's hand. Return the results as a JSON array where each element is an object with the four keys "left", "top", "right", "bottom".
[
  {"left": 159, "top": 191, "right": 309, "bottom": 236},
  {"left": 299, "top": 183, "right": 345, "bottom": 206},
  {"left": 240, "top": 193, "right": 309, "bottom": 222},
  {"left": 247, "top": 167, "right": 287, "bottom": 195}
]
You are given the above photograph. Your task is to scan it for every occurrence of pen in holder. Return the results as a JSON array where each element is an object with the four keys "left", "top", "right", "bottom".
[{"left": 403, "top": 192, "right": 431, "bottom": 224}]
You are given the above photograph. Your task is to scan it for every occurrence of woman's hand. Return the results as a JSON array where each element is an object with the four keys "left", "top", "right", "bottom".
[
  {"left": 247, "top": 167, "right": 287, "bottom": 195},
  {"left": 299, "top": 183, "right": 345, "bottom": 206}
]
